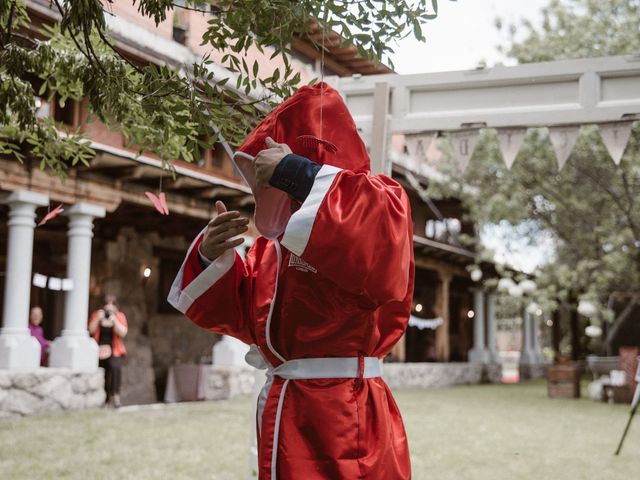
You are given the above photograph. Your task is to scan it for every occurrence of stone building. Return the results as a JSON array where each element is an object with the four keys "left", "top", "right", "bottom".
[
  {"left": 0, "top": 0, "right": 397, "bottom": 412},
  {"left": 1, "top": 2, "right": 546, "bottom": 414}
]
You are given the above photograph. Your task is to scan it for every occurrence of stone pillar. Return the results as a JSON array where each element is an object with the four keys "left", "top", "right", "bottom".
[
  {"left": 435, "top": 271, "right": 451, "bottom": 362},
  {"left": 531, "top": 311, "right": 544, "bottom": 363},
  {"left": 486, "top": 289, "right": 500, "bottom": 364},
  {"left": 50, "top": 203, "right": 106, "bottom": 370},
  {"left": 520, "top": 308, "right": 535, "bottom": 365},
  {"left": 213, "top": 335, "right": 250, "bottom": 367},
  {"left": 468, "top": 288, "right": 489, "bottom": 364},
  {"left": 0, "top": 190, "right": 49, "bottom": 369}
]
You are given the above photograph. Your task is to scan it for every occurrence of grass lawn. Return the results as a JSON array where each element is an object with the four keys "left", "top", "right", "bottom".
[{"left": 1, "top": 380, "right": 638, "bottom": 479}]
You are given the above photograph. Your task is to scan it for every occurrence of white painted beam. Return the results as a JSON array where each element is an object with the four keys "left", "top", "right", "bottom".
[{"left": 334, "top": 55, "right": 640, "bottom": 134}]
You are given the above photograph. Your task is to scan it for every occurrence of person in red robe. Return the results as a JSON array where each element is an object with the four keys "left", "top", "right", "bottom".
[{"left": 169, "top": 82, "right": 414, "bottom": 479}]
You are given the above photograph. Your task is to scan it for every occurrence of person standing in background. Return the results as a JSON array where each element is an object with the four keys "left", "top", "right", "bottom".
[
  {"left": 89, "top": 294, "right": 128, "bottom": 408},
  {"left": 28, "top": 306, "right": 50, "bottom": 366}
]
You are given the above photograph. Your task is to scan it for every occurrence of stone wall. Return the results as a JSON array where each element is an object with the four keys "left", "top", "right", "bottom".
[
  {"left": 0, "top": 368, "right": 105, "bottom": 417},
  {"left": 519, "top": 363, "right": 547, "bottom": 380},
  {"left": 202, "top": 366, "right": 257, "bottom": 401},
  {"left": 196, "top": 362, "right": 503, "bottom": 401},
  {"left": 383, "top": 362, "right": 502, "bottom": 390}
]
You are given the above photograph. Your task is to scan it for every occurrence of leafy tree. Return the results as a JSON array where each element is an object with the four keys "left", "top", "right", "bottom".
[
  {"left": 430, "top": 0, "right": 640, "bottom": 355},
  {"left": 1, "top": 0, "right": 440, "bottom": 178}
]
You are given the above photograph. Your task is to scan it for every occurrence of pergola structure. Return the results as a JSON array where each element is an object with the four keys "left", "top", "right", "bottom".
[
  {"left": 330, "top": 54, "right": 640, "bottom": 174},
  {"left": 330, "top": 54, "right": 640, "bottom": 371}
]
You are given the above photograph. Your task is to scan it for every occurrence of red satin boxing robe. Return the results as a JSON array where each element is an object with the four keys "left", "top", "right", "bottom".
[{"left": 169, "top": 83, "right": 414, "bottom": 479}]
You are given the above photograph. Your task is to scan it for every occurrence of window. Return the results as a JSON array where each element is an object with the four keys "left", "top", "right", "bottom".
[{"left": 53, "top": 96, "right": 76, "bottom": 126}]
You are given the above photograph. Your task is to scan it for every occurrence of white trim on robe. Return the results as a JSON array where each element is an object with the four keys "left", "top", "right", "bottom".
[
  {"left": 280, "top": 164, "right": 342, "bottom": 256},
  {"left": 167, "top": 228, "right": 236, "bottom": 314}
]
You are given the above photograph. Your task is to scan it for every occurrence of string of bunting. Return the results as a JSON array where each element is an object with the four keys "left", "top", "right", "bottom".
[{"left": 404, "top": 120, "right": 636, "bottom": 172}]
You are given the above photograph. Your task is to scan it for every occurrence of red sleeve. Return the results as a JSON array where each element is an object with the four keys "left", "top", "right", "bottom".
[
  {"left": 168, "top": 230, "right": 254, "bottom": 345},
  {"left": 281, "top": 165, "right": 412, "bottom": 306}
]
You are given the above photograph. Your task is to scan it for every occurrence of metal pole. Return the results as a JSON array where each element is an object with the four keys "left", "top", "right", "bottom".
[{"left": 615, "top": 362, "right": 640, "bottom": 455}]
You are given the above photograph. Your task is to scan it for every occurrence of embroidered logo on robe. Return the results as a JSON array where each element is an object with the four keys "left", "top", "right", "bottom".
[{"left": 288, "top": 254, "right": 317, "bottom": 273}]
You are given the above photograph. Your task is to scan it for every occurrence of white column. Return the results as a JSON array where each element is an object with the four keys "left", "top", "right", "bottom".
[
  {"left": 370, "top": 81, "right": 390, "bottom": 175},
  {"left": 486, "top": 290, "right": 500, "bottom": 364},
  {"left": 0, "top": 190, "right": 49, "bottom": 369},
  {"left": 520, "top": 308, "right": 536, "bottom": 365},
  {"left": 468, "top": 288, "right": 489, "bottom": 364},
  {"left": 531, "top": 312, "right": 544, "bottom": 363},
  {"left": 50, "top": 202, "right": 105, "bottom": 370}
]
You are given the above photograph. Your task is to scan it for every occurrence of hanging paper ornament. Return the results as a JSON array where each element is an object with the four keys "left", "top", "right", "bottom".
[
  {"left": 449, "top": 130, "right": 480, "bottom": 172},
  {"left": 497, "top": 277, "right": 516, "bottom": 292},
  {"left": 37, "top": 204, "right": 64, "bottom": 227},
  {"left": 496, "top": 128, "right": 527, "bottom": 169},
  {"left": 145, "top": 191, "right": 169, "bottom": 215},
  {"left": 519, "top": 279, "right": 537, "bottom": 294},
  {"left": 598, "top": 121, "right": 633, "bottom": 165},
  {"left": 548, "top": 126, "right": 580, "bottom": 170},
  {"left": 470, "top": 267, "right": 483, "bottom": 282}
]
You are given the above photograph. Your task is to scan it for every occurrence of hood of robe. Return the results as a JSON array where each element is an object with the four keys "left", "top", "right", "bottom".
[{"left": 232, "top": 82, "right": 370, "bottom": 239}]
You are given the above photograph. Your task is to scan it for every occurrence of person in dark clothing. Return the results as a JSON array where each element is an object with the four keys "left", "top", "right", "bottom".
[{"left": 88, "top": 294, "right": 128, "bottom": 408}]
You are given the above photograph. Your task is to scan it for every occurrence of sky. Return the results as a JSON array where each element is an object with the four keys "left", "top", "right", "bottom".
[
  {"left": 391, "top": 0, "right": 551, "bottom": 74},
  {"left": 390, "top": 0, "right": 554, "bottom": 272}
]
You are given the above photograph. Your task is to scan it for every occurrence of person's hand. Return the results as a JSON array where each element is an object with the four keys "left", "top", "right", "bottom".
[
  {"left": 105, "top": 303, "right": 119, "bottom": 314},
  {"left": 254, "top": 137, "right": 292, "bottom": 188},
  {"left": 100, "top": 316, "right": 114, "bottom": 327},
  {"left": 199, "top": 201, "right": 249, "bottom": 261}
]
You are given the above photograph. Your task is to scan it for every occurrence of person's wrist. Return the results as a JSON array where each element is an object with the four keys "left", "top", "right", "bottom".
[{"left": 198, "top": 244, "right": 216, "bottom": 262}]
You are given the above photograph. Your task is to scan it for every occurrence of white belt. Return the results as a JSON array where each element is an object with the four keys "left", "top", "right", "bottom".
[
  {"left": 271, "top": 356, "right": 383, "bottom": 379},
  {"left": 245, "top": 348, "right": 383, "bottom": 479}
]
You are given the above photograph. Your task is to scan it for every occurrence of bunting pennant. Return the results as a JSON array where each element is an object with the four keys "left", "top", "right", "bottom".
[
  {"left": 405, "top": 133, "right": 436, "bottom": 171},
  {"left": 450, "top": 130, "right": 480, "bottom": 171},
  {"left": 32, "top": 273, "right": 47, "bottom": 288},
  {"left": 496, "top": 128, "right": 527, "bottom": 169},
  {"left": 47, "top": 277, "right": 62, "bottom": 291},
  {"left": 405, "top": 133, "right": 435, "bottom": 160},
  {"left": 425, "top": 136, "right": 443, "bottom": 164},
  {"left": 599, "top": 121, "right": 633, "bottom": 165},
  {"left": 549, "top": 126, "right": 580, "bottom": 170}
]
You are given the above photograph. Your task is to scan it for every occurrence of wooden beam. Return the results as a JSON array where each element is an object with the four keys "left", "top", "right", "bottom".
[
  {"left": 435, "top": 271, "right": 452, "bottom": 361},
  {"left": 195, "top": 186, "right": 246, "bottom": 199},
  {"left": 414, "top": 255, "right": 468, "bottom": 278},
  {"left": 290, "top": 38, "right": 352, "bottom": 77}
]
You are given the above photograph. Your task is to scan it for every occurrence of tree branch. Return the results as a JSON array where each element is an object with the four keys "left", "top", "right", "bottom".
[{"left": 2, "top": 0, "right": 16, "bottom": 47}]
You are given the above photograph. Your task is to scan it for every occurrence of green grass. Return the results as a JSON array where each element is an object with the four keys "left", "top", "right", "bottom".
[{"left": 1, "top": 381, "right": 638, "bottom": 479}]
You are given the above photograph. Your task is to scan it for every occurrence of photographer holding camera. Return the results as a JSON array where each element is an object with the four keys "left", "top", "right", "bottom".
[{"left": 89, "top": 294, "right": 128, "bottom": 408}]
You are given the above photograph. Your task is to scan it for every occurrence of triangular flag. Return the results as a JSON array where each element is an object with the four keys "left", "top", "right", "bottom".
[
  {"left": 450, "top": 130, "right": 480, "bottom": 171},
  {"left": 38, "top": 204, "right": 64, "bottom": 226},
  {"left": 405, "top": 133, "right": 435, "bottom": 160},
  {"left": 496, "top": 128, "right": 527, "bottom": 169},
  {"left": 549, "top": 126, "right": 580, "bottom": 170},
  {"left": 598, "top": 121, "right": 633, "bottom": 165},
  {"left": 425, "top": 137, "right": 443, "bottom": 164},
  {"left": 405, "top": 133, "right": 436, "bottom": 172},
  {"left": 145, "top": 192, "right": 170, "bottom": 215}
]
